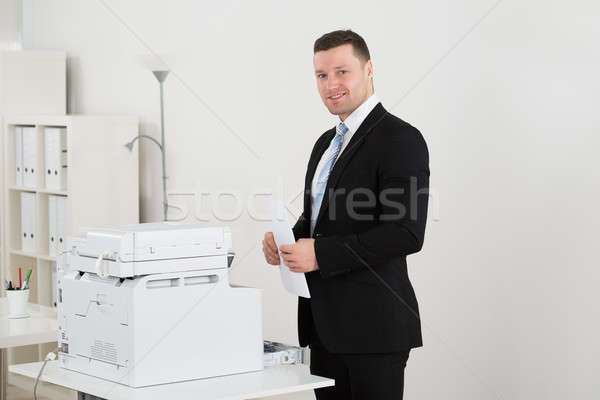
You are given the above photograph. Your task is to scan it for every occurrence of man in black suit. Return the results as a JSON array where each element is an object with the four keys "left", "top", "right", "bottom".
[{"left": 262, "top": 30, "right": 429, "bottom": 399}]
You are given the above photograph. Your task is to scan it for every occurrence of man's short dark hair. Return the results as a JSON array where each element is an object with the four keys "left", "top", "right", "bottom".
[{"left": 314, "top": 30, "right": 371, "bottom": 64}]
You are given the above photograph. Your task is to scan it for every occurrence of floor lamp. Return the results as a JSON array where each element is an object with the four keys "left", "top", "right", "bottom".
[{"left": 125, "top": 70, "right": 170, "bottom": 221}]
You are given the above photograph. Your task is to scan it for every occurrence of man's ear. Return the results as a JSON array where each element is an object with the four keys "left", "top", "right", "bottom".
[{"left": 366, "top": 59, "right": 373, "bottom": 78}]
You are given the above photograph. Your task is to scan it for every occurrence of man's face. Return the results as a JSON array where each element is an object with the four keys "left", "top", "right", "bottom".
[{"left": 314, "top": 44, "right": 373, "bottom": 121}]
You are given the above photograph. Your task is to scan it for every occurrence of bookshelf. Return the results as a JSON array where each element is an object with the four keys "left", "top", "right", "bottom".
[{"left": 2, "top": 114, "right": 139, "bottom": 362}]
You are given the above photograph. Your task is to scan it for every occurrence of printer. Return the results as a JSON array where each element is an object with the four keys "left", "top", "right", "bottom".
[{"left": 57, "top": 223, "right": 263, "bottom": 387}]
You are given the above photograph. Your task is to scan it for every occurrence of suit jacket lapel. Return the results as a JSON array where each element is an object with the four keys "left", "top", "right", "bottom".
[
  {"left": 305, "top": 128, "right": 335, "bottom": 195},
  {"left": 304, "top": 128, "right": 334, "bottom": 220},
  {"left": 312, "top": 103, "right": 388, "bottom": 233}
]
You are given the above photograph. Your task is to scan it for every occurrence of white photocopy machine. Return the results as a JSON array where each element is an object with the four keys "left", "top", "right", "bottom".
[{"left": 57, "top": 223, "right": 263, "bottom": 387}]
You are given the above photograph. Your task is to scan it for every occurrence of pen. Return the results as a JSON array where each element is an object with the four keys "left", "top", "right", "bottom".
[
  {"left": 8, "top": 281, "right": 13, "bottom": 290},
  {"left": 25, "top": 269, "right": 32, "bottom": 289},
  {"left": 19, "top": 267, "right": 22, "bottom": 290}
]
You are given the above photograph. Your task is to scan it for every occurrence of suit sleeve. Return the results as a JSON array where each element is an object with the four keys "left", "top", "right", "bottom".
[{"left": 314, "top": 128, "right": 430, "bottom": 278}]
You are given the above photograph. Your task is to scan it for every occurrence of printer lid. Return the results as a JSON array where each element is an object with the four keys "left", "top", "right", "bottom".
[{"left": 73, "top": 223, "right": 232, "bottom": 263}]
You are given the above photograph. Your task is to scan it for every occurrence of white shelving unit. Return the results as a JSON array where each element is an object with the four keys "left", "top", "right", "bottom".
[
  {"left": 0, "top": 117, "right": 4, "bottom": 298},
  {"left": 2, "top": 114, "right": 139, "bottom": 362}
]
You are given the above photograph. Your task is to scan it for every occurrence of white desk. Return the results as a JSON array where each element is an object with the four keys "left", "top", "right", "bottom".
[
  {"left": 10, "top": 361, "right": 334, "bottom": 400},
  {"left": 0, "top": 300, "right": 57, "bottom": 348},
  {"left": 0, "top": 299, "right": 58, "bottom": 400}
]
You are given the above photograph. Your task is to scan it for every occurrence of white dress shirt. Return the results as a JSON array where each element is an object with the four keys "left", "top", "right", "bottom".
[{"left": 310, "top": 93, "right": 380, "bottom": 229}]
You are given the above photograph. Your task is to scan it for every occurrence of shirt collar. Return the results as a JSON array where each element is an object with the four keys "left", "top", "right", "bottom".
[{"left": 338, "top": 93, "right": 380, "bottom": 135}]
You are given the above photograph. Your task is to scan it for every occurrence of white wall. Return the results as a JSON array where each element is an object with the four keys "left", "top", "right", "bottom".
[
  {"left": 0, "top": 0, "right": 22, "bottom": 50},
  {"left": 28, "top": 1, "right": 600, "bottom": 399}
]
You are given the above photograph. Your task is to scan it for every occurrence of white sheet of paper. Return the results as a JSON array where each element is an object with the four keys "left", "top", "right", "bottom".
[{"left": 269, "top": 199, "right": 311, "bottom": 298}]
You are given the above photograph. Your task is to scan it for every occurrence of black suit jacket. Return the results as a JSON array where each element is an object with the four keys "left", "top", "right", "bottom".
[{"left": 292, "top": 103, "right": 429, "bottom": 354}]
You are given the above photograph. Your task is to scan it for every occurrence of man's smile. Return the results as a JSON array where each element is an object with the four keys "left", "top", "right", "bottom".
[{"left": 328, "top": 91, "right": 347, "bottom": 102}]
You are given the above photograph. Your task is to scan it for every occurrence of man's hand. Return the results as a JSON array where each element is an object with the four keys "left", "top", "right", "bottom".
[
  {"left": 262, "top": 232, "right": 281, "bottom": 266},
  {"left": 280, "top": 239, "right": 319, "bottom": 273}
]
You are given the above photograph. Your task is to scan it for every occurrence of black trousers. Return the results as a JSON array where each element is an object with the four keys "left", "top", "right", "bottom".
[{"left": 309, "top": 342, "right": 410, "bottom": 400}]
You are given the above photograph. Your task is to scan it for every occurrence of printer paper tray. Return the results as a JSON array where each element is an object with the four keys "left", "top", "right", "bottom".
[
  {"left": 71, "top": 254, "right": 228, "bottom": 278},
  {"left": 76, "top": 354, "right": 128, "bottom": 369}
]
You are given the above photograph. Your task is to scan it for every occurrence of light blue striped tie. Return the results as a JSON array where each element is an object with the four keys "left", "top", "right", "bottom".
[{"left": 311, "top": 122, "right": 349, "bottom": 235}]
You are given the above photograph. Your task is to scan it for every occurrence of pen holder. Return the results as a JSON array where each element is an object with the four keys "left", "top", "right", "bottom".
[{"left": 7, "top": 289, "right": 30, "bottom": 319}]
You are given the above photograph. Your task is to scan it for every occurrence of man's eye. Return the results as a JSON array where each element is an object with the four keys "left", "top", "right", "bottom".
[
  {"left": 318, "top": 74, "right": 326, "bottom": 79},
  {"left": 338, "top": 70, "right": 346, "bottom": 75}
]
